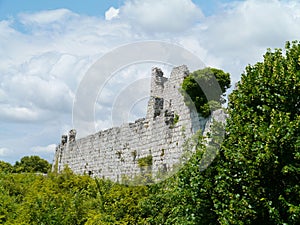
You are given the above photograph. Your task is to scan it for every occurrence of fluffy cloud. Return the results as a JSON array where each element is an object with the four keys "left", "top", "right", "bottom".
[
  {"left": 179, "top": 0, "right": 300, "bottom": 84},
  {"left": 203, "top": 0, "right": 300, "bottom": 51},
  {"left": 119, "top": 0, "right": 204, "bottom": 33},
  {"left": 105, "top": 7, "right": 120, "bottom": 20},
  {"left": 19, "top": 9, "right": 77, "bottom": 25},
  {"left": 0, "top": 147, "right": 10, "bottom": 157},
  {"left": 0, "top": 54, "right": 76, "bottom": 122},
  {"left": 0, "top": 17, "right": 132, "bottom": 124},
  {"left": 0, "top": 106, "right": 45, "bottom": 122},
  {"left": 31, "top": 144, "right": 56, "bottom": 154}
]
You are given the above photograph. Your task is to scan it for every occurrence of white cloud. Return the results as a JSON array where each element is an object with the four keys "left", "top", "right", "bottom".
[
  {"left": 31, "top": 144, "right": 56, "bottom": 154},
  {"left": 95, "top": 119, "right": 112, "bottom": 131},
  {"left": 3, "top": 73, "right": 74, "bottom": 116},
  {"left": 0, "top": 18, "right": 131, "bottom": 124},
  {"left": 0, "top": 147, "right": 10, "bottom": 157},
  {"left": 204, "top": 0, "right": 300, "bottom": 49},
  {"left": 188, "top": 0, "right": 300, "bottom": 83},
  {"left": 105, "top": 7, "right": 120, "bottom": 20},
  {"left": 19, "top": 8, "right": 77, "bottom": 25},
  {"left": 0, "top": 105, "right": 45, "bottom": 122},
  {"left": 120, "top": 0, "right": 204, "bottom": 33}
]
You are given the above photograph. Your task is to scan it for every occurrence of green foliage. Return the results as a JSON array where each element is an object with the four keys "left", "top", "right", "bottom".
[
  {"left": 174, "top": 114, "right": 179, "bottom": 124},
  {"left": 181, "top": 67, "right": 231, "bottom": 117},
  {"left": 137, "top": 155, "right": 154, "bottom": 184},
  {"left": 14, "top": 155, "right": 51, "bottom": 173},
  {"left": 0, "top": 161, "right": 13, "bottom": 174},
  {"left": 131, "top": 150, "right": 137, "bottom": 161},
  {"left": 138, "top": 155, "right": 153, "bottom": 167},
  {"left": 0, "top": 167, "right": 150, "bottom": 225},
  {"left": 213, "top": 41, "right": 300, "bottom": 224}
]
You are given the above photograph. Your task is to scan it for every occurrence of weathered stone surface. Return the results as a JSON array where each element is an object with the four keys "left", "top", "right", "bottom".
[
  {"left": 52, "top": 65, "right": 226, "bottom": 182},
  {"left": 61, "top": 135, "right": 67, "bottom": 145},
  {"left": 68, "top": 129, "right": 76, "bottom": 142}
]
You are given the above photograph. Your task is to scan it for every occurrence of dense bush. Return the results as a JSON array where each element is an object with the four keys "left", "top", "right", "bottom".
[{"left": 0, "top": 167, "right": 149, "bottom": 224}]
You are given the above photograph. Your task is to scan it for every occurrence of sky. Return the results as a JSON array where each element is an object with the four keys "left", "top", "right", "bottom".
[{"left": 0, "top": 0, "right": 300, "bottom": 164}]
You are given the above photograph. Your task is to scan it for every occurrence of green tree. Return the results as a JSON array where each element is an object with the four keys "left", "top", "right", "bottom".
[
  {"left": 182, "top": 67, "right": 231, "bottom": 117},
  {"left": 214, "top": 41, "right": 300, "bottom": 224},
  {"left": 14, "top": 155, "right": 51, "bottom": 173},
  {"left": 0, "top": 160, "right": 13, "bottom": 173}
]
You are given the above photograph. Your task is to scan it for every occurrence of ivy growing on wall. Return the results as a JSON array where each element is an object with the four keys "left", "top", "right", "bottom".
[
  {"left": 137, "top": 155, "right": 153, "bottom": 167},
  {"left": 173, "top": 114, "right": 179, "bottom": 124}
]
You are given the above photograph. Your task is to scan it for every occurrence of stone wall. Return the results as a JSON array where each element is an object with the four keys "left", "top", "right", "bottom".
[{"left": 52, "top": 65, "right": 222, "bottom": 182}]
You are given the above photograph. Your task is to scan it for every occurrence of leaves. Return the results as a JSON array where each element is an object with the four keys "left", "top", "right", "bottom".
[
  {"left": 14, "top": 155, "right": 51, "bottom": 173},
  {"left": 214, "top": 41, "right": 300, "bottom": 224},
  {"left": 182, "top": 67, "right": 231, "bottom": 117}
]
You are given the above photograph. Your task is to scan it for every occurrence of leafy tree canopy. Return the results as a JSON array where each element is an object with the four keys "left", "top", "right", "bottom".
[
  {"left": 214, "top": 40, "right": 300, "bottom": 224},
  {"left": 14, "top": 155, "right": 51, "bottom": 173},
  {"left": 182, "top": 67, "right": 231, "bottom": 117},
  {"left": 0, "top": 161, "right": 13, "bottom": 174}
]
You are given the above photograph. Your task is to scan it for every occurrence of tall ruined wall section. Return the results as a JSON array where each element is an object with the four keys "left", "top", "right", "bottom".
[{"left": 53, "top": 65, "right": 209, "bottom": 182}]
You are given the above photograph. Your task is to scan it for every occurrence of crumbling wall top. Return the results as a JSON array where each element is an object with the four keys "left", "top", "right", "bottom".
[{"left": 68, "top": 129, "right": 77, "bottom": 142}]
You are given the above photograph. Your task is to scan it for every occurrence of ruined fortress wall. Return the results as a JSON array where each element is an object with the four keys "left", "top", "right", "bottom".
[{"left": 53, "top": 65, "right": 207, "bottom": 182}]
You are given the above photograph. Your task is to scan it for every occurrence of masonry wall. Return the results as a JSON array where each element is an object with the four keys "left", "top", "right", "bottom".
[{"left": 53, "top": 65, "right": 211, "bottom": 182}]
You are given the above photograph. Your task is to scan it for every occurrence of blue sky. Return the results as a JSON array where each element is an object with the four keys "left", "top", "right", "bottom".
[
  {"left": 0, "top": 0, "right": 240, "bottom": 19},
  {"left": 0, "top": 0, "right": 299, "bottom": 164},
  {"left": 0, "top": 0, "right": 121, "bottom": 19}
]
